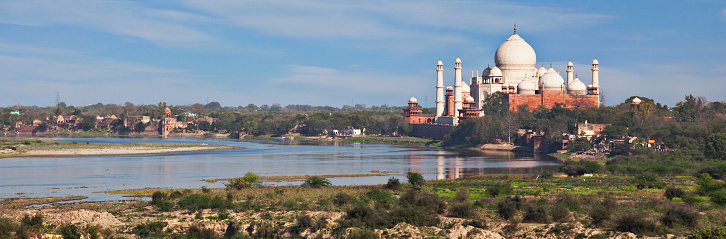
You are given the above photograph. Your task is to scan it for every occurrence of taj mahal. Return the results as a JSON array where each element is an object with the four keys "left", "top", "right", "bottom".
[{"left": 404, "top": 26, "right": 601, "bottom": 125}]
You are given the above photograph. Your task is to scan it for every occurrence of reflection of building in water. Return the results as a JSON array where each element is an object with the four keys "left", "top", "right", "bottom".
[{"left": 406, "top": 153, "right": 424, "bottom": 173}]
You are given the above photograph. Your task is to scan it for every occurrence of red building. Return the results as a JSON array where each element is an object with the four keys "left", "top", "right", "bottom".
[{"left": 403, "top": 97, "right": 435, "bottom": 124}]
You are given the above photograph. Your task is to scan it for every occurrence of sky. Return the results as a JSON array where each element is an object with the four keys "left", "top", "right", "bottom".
[{"left": 0, "top": 0, "right": 724, "bottom": 108}]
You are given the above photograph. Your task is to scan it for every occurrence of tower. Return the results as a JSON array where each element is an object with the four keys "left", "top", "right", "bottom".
[
  {"left": 435, "top": 60, "right": 445, "bottom": 117},
  {"left": 453, "top": 57, "right": 463, "bottom": 118},
  {"left": 591, "top": 58, "right": 599, "bottom": 94},
  {"left": 566, "top": 61, "right": 574, "bottom": 86}
]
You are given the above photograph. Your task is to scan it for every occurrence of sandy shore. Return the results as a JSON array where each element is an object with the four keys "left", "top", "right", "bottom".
[{"left": 1, "top": 140, "right": 237, "bottom": 158}]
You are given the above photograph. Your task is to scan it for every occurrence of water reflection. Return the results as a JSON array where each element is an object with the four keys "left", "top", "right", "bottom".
[{"left": 0, "top": 138, "right": 561, "bottom": 202}]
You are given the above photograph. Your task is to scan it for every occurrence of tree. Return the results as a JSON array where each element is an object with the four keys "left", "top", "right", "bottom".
[
  {"left": 205, "top": 101, "right": 222, "bottom": 111},
  {"left": 482, "top": 92, "right": 509, "bottom": 117},
  {"left": 705, "top": 132, "right": 726, "bottom": 160},
  {"left": 406, "top": 172, "right": 425, "bottom": 187},
  {"left": 224, "top": 172, "right": 261, "bottom": 189},
  {"left": 188, "top": 103, "right": 207, "bottom": 116}
]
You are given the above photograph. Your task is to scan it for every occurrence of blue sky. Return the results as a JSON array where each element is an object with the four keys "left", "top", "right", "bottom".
[{"left": 0, "top": 0, "right": 724, "bottom": 108}]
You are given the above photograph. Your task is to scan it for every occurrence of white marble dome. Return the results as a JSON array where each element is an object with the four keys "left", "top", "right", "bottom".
[
  {"left": 460, "top": 82, "right": 470, "bottom": 93},
  {"left": 494, "top": 33, "right": 537, "bottom": 70},
  {"left": 481, "top": 66, "right": 491, "bottom": 76},
  {"left": 517, "top": 80, "right": 536, "bottom": 93},
  {"left": 632, "top": 97, "right": 642, "bottom": 104},
  {"left": 567, "top": 78, "right": 587, "bottom": 91},
  {"left": 489, "top": 66, "right": 503, "bottom": 76},
  {"left": 540, "top": 68, "right": 565, "bottom": 88},
  {"left": 408, "top": 97, "right": 418, "bottom": 104},
  {"left": 437, "top": 60, "right": 443, "bottom": 66},
  {"left": 446, "top": 86, "right": 453, "bottom": 90},
  {"left": 537, "top": 66, "right": 547, "bottom": 77},
  {"left": 464, "top": 95, "right": 475, "bottom": 103}
]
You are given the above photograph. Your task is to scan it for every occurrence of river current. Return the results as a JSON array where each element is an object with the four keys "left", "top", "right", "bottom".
[{"left": 0, "top": 138, "right": 560, "bottom": 202}]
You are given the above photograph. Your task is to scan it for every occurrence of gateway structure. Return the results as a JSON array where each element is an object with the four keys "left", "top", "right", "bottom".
[{"left": 406, "top": 26, "right": 601, "bottom": 126}]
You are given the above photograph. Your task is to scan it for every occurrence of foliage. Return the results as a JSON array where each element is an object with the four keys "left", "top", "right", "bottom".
[
  {"left": 704, "top": 132, "right": 726, "bottom": 160},
  {"left": 689, "top": 226, "right": 726, "bottom": 239},
  {"left": 497, "top": 196, "right": 525, "bottom": 220},
  {"left": 406, "top": 172, "right": 425, "bottom": 187},
  {"left": 615, "top": 213, "right": 657, "bottom": 235},
  {"left": 301, "top": 176, "right": 332, "bottom": 188},
  {"left": 662, "top": 206, "right": 698, "bottom": 228},
  {"left": 59, "top": 224, "right": 82, "bottom": 239},
  {"left": 177, "top": 194, "right": 212, "bottom": 211},
  {"left": 385, "top": 177, "right": 401, "bottom": 190},
  {"left": 448, "top": 202, "right": 475, "bottom": 218},
  {"left": 348, "top": 228, "right": 378, "bottom": 239},
  {"left": 664, "top": 188, "right": 686, "bottom": 200},
  {"left": 225, "top": 172, "right": 261, "bottom": 189},
  {"left": 522, "top": 204, "right": 550, "bottom": 224}
]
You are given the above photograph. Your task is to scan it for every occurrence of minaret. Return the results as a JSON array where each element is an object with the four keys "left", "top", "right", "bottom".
[
  {"left": 435, "top": 60, "right": 445, "bottom": 117},
  {"left": 591, "top": 58, "right": 599, "bottom": 93},
  {"left": 453, "top": 57, "right": 463, "bottom": 118},
  {"left": 566, "top": 61, "right": 574, "bottom": 86}
]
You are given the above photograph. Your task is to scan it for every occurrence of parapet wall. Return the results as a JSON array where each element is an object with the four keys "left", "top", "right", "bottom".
[{"left": 410, "top": 124, "right": 453, "bottom": 140}]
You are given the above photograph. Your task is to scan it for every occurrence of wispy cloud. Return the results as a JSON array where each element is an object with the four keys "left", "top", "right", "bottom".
[
  {"left": 0, "top": 0, "right": 214, "bottom": 45},
  {"left": 722, "top": 8, "right": 726, "bottom": 20}
]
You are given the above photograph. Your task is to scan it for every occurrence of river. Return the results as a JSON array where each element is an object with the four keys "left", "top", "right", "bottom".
[{"left": 0, "top": 137, "right": 561, "bottom": 202}]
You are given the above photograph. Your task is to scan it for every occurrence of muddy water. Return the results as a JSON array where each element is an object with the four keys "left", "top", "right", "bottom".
[{"left": 0, "top": 137, "right": 560, "bottom": 201}]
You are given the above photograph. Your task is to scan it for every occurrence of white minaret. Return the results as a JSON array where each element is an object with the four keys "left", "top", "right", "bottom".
[
  {"left": 453, "top": 57, "right": 463, "bottom": 117},
  {"left": 591, "top": 58, "right": 599, "bottom": 93},
  {"left": 435, "top": 60, "right": 445, "bottom": 117},
  {"left": 566, "top": 61, "right": 574, "bottom": 86}
]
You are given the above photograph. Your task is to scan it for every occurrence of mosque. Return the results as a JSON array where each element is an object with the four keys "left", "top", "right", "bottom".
[{"left": 404, "top": 26, "right": 601, "bottom": 126}]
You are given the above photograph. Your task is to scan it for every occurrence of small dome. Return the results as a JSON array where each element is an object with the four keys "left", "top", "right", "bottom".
[
  {"left": 164, "top": 107, "right": 171, "bottom": 113},
  {"left": 460, "top": 82, "right": 470, "bottom": 93},
  {"left": 632, "top": 97, "right": 642, "bottom": 104},
  {"left": 455, "top": 57, "right": 461, "bottom": 63},
  {"left": 489, "top": 66, "right": 503, "bottom": 76},
  {"left": 567, "top": 61, "right": 574, "bottom": 67},
  {"left": 446, "top": 86, "right": 453, "bottom": 90},
  {"left": 464, "top": 95, "right": 475, "bottom": 103},
  {"left": 592, "top": 58, "right": 599, "bottom": 64},
  {"left": 408, "top": 97, "right": 418, "bottom": 104},
  {"left": 540, "top": 67, "right": 565, "bottom": 88},
  {"left": 437, "top": 60, "right": 443, "bottom": 66},
  {"left": 537, "top": 66, "right": 547, "bottom": 77},
  {"left": 567, "top": 78, "right": 587, "bottom": 91},
  {"left": 481, "top": 66, "right": 491, "bottom": 77},
  {"left": 517, "top": 80, "right": 536, "bottom": 91}
]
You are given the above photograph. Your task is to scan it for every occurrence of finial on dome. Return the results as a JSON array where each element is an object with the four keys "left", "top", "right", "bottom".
[
  {"left": 513, "top": 24, "right": 517, "bottom": 34},
  {"left": 549, "top": 63, "right": 552, "bottom": 68}
]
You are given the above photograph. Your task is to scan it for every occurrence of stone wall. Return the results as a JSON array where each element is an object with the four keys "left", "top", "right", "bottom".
[{"left": 410, "top": 124, "right": 453, "bottom": 140}]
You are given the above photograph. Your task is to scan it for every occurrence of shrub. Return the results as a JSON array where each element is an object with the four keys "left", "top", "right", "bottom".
[
  {"left": 333, "top": 193, "right": 355, "bottom": 206},
  {"left": 589, "top": 205, "right": 611, "bottom": 226},
  {"left": 399, "top": 190, "right": 446, "bottom": 214},
  {"left": 224, "top": 222, "right": 238, "bottom": 238},
  {"left": 455, "top": 188, "right": 469, "bottom": 201},
  {"left": 710, "top": 190, "right": 726, "bottom": 206},
  {"left": 157, "top": 200, "right": 174, "bottom": 212},
  {"left": 390, "top": 206, "right": 440, "bottom": 227},
  {"left": 385, "top": 177, "right": 401, "bottom": 190},
  {"left": 448, "top": 202, "right": 475, "bottom": 219},
  {"left": 0, "top": 218, "right": 18, "bottom": 239},
  {"left": 59, "top": 225, "right": 82, "bottom": 239},
  {"left": 348, "top": 228, "right": 378, "bottom": 239},
  {"left": 582, "top": 161, "right": 602, "bottom": 174},
  {"left": 225, "top": 172, "right": 261, "bottom": 190},
  {"left": 301, "top": 176, "right": 332, "bottom": 188},
  {"left": 662, "top": 206, "right": 698, "bottom": 228},
  {"left": 496, "top": 196, "right": 524, "bottom": 221},
  {"left": 486, "top": 183, "right": 513, "bottom": 197},
  {"left": 615, "top": 213, "right": 657, "bottom": 234},
  {"left": 178, "top": 194, "right": 212, "bottom": 211},
  {"left": 550, "top": 204, "right": 569, "bottom": 222},
  {"left": 169, "top": 191, "right": 183, "bottom": 199},
  {"left": 187, "top": 225, "right": 217, "bottom": 239},
  {"left": 541, "top": 171, "right": 553, "bottom": 179},
  {"left": 557, "top": 194, "right": 581, "bottom": 212},
  {"left": 664, "top": 188, "right": 686, "bottom": 201},
  {"left": 21, "top": 214, "right": 43, "bottom": 227},
  {"left": 689, "top": 226, "right": 726, "bottom": 239},
  {"left": 133, "top": 221, "right": 167, "bottom": 237},
  {"left": 151, "top": 191, "right": 167, "bottom": 205},
  {"left": 297, "top": 214, "right": 313, "bottom": 228},
  {"left": 522, "top": 204, "right": 550, "bottom": 224},
  {"left": 365, "top": 189, "right": 395, "bottom": 209},
  {"left": 406, "top": 172, "right": 425, "bottom": 187}
]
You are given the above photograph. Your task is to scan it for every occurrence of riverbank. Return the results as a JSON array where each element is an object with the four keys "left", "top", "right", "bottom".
[
  {"left": 0, "top": 138, "right": 238, "bottom": 158},
  {"left": 0, "top": 174, "right": 717, "bottom": 238}
]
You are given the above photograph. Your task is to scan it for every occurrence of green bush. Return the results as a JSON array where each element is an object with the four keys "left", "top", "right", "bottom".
[
  {"left": 151, "top": 191, "right": 167, "bottom": 205},
  {"left": 448, "top": 202, "right": 475, "bottom": 219},
  {"left": 550, "top": 204, "right": 569, "bottom": 222},
  {"left": 297, "top": 214, "right": 313, "bottom": 228},
  {"left": 486, "top": 183, "right": 513, "bottom": 197},
  {"left": 455, "top": 188, "right": 469, "bottom": 201},
  {"left": 133, "top": 221, "right": 167, "bottom": 237},
  {"left": 187, "top": 225, "right": 217, "bottom": 239},
  {"left": 689, "top": 226, "right": 726, "bottom": 239},
  {"left": 522, "top": 204, "right": 550, "bottom": 224},
  {"left": 348, "top": 228, "right": 378, "bottom": 239},
  {"left": 390, "top": 205, "right": 440, "bottom": 227},
  {"left": 225, "top": 172, "right": 261, "bottom": 189},
  {"left": 399, "top": 190, "right": 446, "bottom": 214},
  {"left": 333, "top": 193, "right": 355, "bottom": 206},
  {"left": 582, "top": 161, "right": 602, "bottom": 174},
  {"left": 710, "top": 190, "right": 726, "bottom": 206},
  {"left": 178, "top": 194, "right": 212, "bottom": 211},
  {"left": 406, "top": 172, "right": 425, "bottom": 187},
  {"left": 615, "top": 213, "right": 657, "bottom": 234},
  {"left": 664, "top": 188, "right": 686, "bottom": 201},
  {"left": 301, "top": 176, "right": 332, "bottom": 188},
  {"left": 589, "top": 205, "right": 611, "bottom": 226},
  {"left": 21, "top": 214, "right": 43, "bottom": 227},
  {"left": 385, "top": 177, "right": 401, "bottom": 190},
  {"left": 497, "top": 196, "right": 524, "bottom": 221},
  {"left": 0, "top": 218, "right": 18, "bottom": 239},
  {"left": 662, "top": 206, "right": 698, "bottom": 228},
  {"left": 59, "top": 224, "right": 82, "bottom": 239},
  {"left": 157, "top": 200, "right": 174, "bottom": 212}
]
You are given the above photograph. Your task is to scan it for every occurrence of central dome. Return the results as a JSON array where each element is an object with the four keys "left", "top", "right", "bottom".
[{"left": 494, "top": 33, "right": 536, "bottom": 70}]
